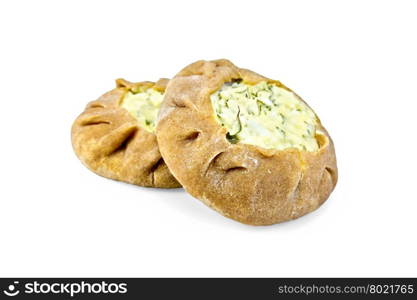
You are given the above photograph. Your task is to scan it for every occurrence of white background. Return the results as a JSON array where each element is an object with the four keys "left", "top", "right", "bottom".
[{"left": 1, "top": 0, "right": 416, "bottom": 277}]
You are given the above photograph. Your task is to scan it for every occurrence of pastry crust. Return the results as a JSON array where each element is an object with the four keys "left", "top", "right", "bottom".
[
  {"left": 71, "top": 78, "right": 181, "bottom": 188},
  {"left": 156, "top": 60, "right": 338, "bottom": 225}
]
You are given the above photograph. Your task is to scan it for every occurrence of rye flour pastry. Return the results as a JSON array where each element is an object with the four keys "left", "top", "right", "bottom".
[
  {"left": 72, "top": 78, "right": 180, "bottom": 188},
  {"left": 156, "top": 59, "right": 337, "bottom": 225}
]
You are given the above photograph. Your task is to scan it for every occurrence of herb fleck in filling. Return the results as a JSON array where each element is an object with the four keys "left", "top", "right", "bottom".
[
  {"left": 121, "top": 87, "right": 164, "bottom": 133},
  {"left": 210, "top": 81, "right": 319, "bottom": 151}
]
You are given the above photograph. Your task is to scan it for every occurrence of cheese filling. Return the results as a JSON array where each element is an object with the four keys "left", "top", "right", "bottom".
[
  {"left": 121, "top": 87, "right": 164, "bottom": 133},
  {"left": 210, "top": 81, "right": 319, "bottom": 151}
]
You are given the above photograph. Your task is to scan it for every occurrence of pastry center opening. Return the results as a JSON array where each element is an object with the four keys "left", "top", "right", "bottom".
[
  {"left": 121, "top": 87, "right": 164, "bottom": 133},
  {"left": 210, "top": 81, "right": 319, "bottom": 151}
]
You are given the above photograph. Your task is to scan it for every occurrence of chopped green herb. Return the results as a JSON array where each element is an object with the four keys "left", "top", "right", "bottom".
[{"left": 210, "top": 81, "right": 319, "bottom": 151}]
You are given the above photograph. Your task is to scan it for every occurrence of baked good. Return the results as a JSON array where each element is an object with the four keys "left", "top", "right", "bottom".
[
  {"left": 72, "top": 78, "right": 180, "bottom": 188},
  {"left": 156, "top": 59, "right": 337, "bottom": 225}
]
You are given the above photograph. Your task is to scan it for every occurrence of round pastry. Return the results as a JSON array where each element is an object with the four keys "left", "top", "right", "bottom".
[
  {"left": 72, "top": 78, "right": 180, "bottom": 188},
  {"left": 156, "top": 59, "right": 337, "bottom": 225}
]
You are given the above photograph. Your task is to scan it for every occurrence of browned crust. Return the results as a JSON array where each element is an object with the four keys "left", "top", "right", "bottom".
[
  {"left": 156, "top": 59, "right": 338, "bottom": 225},
  {"left": 71, "top": 78, "right": 181, "bottom": 188}
]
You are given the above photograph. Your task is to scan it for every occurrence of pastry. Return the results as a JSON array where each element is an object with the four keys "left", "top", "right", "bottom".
[
  {"left": 72, "top": 78, "right": 180, "bottom": 188},
  {"left": 156, "top": 60, "right": 337, "bottom": 224}
]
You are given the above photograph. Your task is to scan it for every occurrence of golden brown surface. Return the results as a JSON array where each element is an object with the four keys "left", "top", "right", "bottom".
[
  {"left": 71, "top": 78, "right": 181, "bottom": 188},
  {"left": 156, "top": 59, "right": 338, "bottom": 225}
]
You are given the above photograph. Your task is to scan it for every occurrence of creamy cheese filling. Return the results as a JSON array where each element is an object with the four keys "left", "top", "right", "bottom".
[
  {"left": 121, "top": 87, "right": 164, "bottom": 133},
  {"left": 210, "top": 81, "right": 319, "bottom": 151}
]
